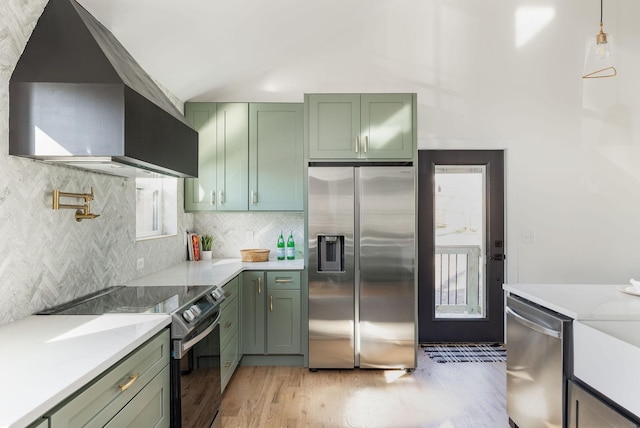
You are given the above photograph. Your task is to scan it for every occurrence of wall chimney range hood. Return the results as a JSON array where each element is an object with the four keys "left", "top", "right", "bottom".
[{"left": 9, "top": 0, "right": 198, "bottom": 178}]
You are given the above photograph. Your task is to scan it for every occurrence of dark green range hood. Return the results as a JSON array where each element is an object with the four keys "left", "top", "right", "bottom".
[{"left": 9, "top": 0, "right": 198, "bottom": 178}]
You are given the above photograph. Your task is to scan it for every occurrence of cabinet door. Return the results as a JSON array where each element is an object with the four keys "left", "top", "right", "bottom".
[
  {"left": 360, "top": 94, "right": 413, "bottom": 160},
  {"left": 267, "top": 289, "right": 301, "bottom": 354},
  {"left": 184, "top": 103, "right": 217, "bottom": 211},
  {"left": 568, "top": 381, "right": 637, "bottom": 428},
  {"left": 216, "top": 103, "right": 249, "bottom": 211},
  {"left": 249, "top": 103, "right": 304, "bottom": 211},
  {"left": 308, "top": 94, "right": 360, "bottom": 159},
  {"left": 104, "top": 365, "right": 170, "bottom": 428},
  {"left": 242, "top": 271, "right": 266, "bottom": 354},
  {"left": 221, "top": 330, "right": 239, "bottom": 392}
]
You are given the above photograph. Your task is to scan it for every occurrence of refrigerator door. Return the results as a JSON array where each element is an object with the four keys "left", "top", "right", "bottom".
[
  {"left": 358, "top": 167, "right": 416, "bottom": 368},
  {"left": 308, "top": 167, "right": 355, "bottom": 368}
]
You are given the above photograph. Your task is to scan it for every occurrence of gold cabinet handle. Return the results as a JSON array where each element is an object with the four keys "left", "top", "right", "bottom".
[
  {"left": 251, "top": 190, "right": 257, "bottom": 205},
  {"left": 219, "top": 190, "right": 224, "bottom": 205},
  {"left": 355, "top": 136, "right": 359, "bottom": 153},
  {"left": 119, "top": 373, "right": 140, "bottom": 392},
  {"left": 224, "top": 361, "right": 232, "bottom": 368},
  {"left": 210, "top": 191, "right": 215, "bottom": 205},
  {"left": 364, "top": 136, "right": 368, "bottom": 153},
  {"left": 275, "top": 278, "right": 293, "bottom": 283},
  {"left": 270, "top": 295, "right": 273, "bottom": 312},
  {"left": 257, "top": 277, "right": 261, "bottom": 294}
]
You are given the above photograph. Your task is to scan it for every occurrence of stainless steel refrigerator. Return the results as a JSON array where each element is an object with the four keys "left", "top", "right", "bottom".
[{"left": 307, "top": 166, "right": 416, "bottom": 369}]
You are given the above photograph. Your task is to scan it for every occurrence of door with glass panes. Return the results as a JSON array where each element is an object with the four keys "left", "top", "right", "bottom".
[{"left": 418, "top": 150, "right": 505, "bottom": 343}]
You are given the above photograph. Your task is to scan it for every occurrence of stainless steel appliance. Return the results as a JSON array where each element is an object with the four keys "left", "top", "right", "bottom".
[
  {"left": 307, "top": 165, "right": 416, "bottom": 369},
  {"left": 40, "top": 285, "right": 225, "bottom": 428},
  {"left": 506, "top": 294, "right": 572, "bottom": 428}
]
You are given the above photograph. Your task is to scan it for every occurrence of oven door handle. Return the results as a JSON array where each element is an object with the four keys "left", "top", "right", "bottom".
[
  {"left": 506, "top": 306, "right": 562, "bottom": 339},
  {"left": 178, "top": 312, "right": 221, "bottom": 356}
]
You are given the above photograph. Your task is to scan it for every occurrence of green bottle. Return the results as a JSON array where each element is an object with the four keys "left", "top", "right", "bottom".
[
  {"left": 286, "top": 230, "right": 295, "bottom": 260},
  {"left": 277, "top": 231, "right": 285, "bottom": 260}
]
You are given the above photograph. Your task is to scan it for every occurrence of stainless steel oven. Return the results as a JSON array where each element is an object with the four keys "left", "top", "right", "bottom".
[
  {"left": 40, "top": 285, "right": 226, "bottom": 428},
  {"left": 171, "top": 306, "right": 222, "bottom": 428}
]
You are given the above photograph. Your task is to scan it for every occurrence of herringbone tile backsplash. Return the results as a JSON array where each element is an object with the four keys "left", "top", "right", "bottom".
[
  {"left": 194, "top": 212, "right": 304, "bottom": 259},
  {"left": 0, "top": 0, "right": 195, "bottom": 325}
]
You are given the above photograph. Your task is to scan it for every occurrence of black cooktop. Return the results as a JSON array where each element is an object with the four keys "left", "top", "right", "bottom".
[{"left": 39, "top": 285, "right": 212, "bottom": 315}]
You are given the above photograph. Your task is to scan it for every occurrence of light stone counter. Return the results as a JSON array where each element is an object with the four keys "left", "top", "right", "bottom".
[
  {"left": 503, "top": 283, "right": 640, "bottom": 320},
  {"left": 0, "top": 314, "right": 170, "bottom": 428},
  {"left": 128, "top": 258, "right": 305, "bottom": 287}
]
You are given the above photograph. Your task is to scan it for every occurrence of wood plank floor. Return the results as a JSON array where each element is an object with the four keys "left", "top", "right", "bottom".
[{"left": 221, "top": 349, "right": 508, "bottom": 428}]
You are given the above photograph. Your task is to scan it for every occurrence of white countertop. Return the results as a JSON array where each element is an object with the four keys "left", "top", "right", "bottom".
[
  {"left": 0, "top": 314, "right": 170, "bottom": 428},
  {"left": 128, "top": 258, "right": 304, "bottom": 287},
  {"left": 503, "top": 283, "right": 640, "bottom": 320},
  {"left": 1, "top": 258, "right": 303, "bottom": 427}
]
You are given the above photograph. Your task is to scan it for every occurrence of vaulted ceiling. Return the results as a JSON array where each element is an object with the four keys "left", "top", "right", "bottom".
[{"left": 75, "top": 0, "right": 436, "bottom": 103}]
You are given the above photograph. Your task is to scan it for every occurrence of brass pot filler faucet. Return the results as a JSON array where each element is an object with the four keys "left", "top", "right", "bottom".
[{"left": 52, "top": 187, "right": 100, "bottom": 222}]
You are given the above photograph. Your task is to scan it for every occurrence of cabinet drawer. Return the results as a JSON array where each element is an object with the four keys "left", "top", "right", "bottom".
[
  {"left": 221, "top": 330, "right": 240, "bottom": 392},
  {"left": 267, "top": 271, "right": 300, "bottom": 290},
  {"left": 220, "top": 295, "right": 239, "bottom": 347},
  {"left": 49, "top": 329, "right": 170, "bottom": 427},
  {"left": 221, "top": 276, "right": 239, "bottom": 310},
  {"left": 104, "top": 365, "right": 170, "bottom": 428}
]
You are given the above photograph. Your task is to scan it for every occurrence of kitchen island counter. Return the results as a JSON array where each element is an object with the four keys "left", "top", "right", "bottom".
[
  {"left": 0, "top": 314, "right": 170, "bottom": 428},
  {"left": 503, "top": 283, "right": 640, "bottom": 320}
]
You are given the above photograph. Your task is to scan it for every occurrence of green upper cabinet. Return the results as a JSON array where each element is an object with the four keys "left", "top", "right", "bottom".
[
  {"left": 185, "top": 102, "right": 302, "bottom": 212},
  {"left": 249, "top": 103, "right": 304, "bottom": 211},
  {"left": 184, "top": 103, "right": 217, "bottom": 210},
  {"left": 217, "top": 103, "right": 249, "bottom": 211},
  {"left": 307, "top": 93, "right": 414, "bottom": 161},
  {"left": 184, "top": 102, "right": 248, "bottom": 212}
]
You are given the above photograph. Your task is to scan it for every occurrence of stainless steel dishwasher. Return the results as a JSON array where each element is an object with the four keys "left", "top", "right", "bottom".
[{"left": 506, "top": 294, "right": 572, "bottom": 428}]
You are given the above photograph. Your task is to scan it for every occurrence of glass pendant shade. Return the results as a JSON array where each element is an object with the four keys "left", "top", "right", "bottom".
[
  {"left": 583, "top": 25, "right": 616, "bottom": 78},
  {"left": 583, "top": 0, "right": 617, "bottom": 79}
]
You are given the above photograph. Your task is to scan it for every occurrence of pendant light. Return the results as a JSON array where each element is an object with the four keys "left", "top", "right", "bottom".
[{"left": 582, "top": 0, "right": 617, "bottom": 78}]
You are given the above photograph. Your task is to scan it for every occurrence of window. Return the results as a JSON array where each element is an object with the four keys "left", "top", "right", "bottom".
[{"left": 136, "top": 176, "right": 177, "bottom": 240}]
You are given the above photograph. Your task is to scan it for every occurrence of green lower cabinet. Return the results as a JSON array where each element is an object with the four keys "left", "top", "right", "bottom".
[
  {"left": 242, "top": 271, "right": 301, "bottom": 356},
  {"left": 104, "top": 366, "right": 170, "bottom": 428},
  {"left": 48, "top": 330, "right": 170, "bottom": 428},
  {"left": 242, "top": 271, "right": 266, "bottom": 354},
  {"left": 221, "top": 276, "right": 240, "bottom": 393},
  {"left": 27, "top": 419, "right": 49, "bottom": 428},
  {"left": 267, "top": 289, "right": 301, "bottom": 354},
  {"left": 221, "top": 330, "right": 240, "bottom": 392}
]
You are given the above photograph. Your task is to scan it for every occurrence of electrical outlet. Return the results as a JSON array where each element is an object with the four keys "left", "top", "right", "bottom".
[{"left": 137, "top": 258, "right": 145, "bottom": 270}]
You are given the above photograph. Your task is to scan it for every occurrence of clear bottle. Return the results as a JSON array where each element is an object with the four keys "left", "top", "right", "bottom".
[
  {"left": 277, "top": 231, "right": 285, "bottom": 260},
  {"left": 286, "top": 230, "right": 295, "bottom": 260}
]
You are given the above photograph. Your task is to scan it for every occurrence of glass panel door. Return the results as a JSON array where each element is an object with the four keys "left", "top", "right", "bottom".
[{"left": 434, "top": 166, "right": 486, "bottom": 319}]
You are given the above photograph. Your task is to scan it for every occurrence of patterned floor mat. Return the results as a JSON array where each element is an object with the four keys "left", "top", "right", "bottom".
[{"left": 422, "top": 343, "right": 506, "bottom": 363}]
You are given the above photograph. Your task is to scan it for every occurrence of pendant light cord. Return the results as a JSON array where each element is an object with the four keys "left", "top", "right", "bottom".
[{"left": 600, "top": 0, "right": 604, "bottom": 25}]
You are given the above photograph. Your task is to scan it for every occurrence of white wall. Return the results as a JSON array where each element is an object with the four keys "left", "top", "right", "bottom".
[
  {"left": 0, "top": 0, "right": 194, "bottom": 325},
  {"left": 179, "top": 0, "right": 640, "bottom": 284}
]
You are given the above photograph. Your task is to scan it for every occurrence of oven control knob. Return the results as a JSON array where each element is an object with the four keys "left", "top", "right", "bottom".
[
  {"left": 182, "top": 309, "right": 195, "bottom": 323},
  {"left": 190, "top": 305, "right": 202, "bottom": 316}
]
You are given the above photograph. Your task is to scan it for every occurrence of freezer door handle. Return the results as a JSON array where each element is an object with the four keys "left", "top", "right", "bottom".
[{"left": 506, "top": 306, "right": 561, "bottom": 338}]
